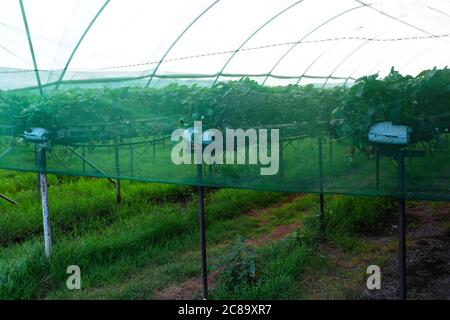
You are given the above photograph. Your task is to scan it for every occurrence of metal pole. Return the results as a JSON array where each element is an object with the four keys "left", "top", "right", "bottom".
[
  {"left": 318, "top": 138, "right": 325, "bottom": 229},
  {"left": 319, "top": 193, "right": 325, "bottom": 228},
  {"left": 0, "top": 194, "right": 18, "bottom": 205},
  {"left": 82, "top": 146, "right": 86, "bottom": 174},
  {"left": 399, "top": 197, "right": 407, "bottom": 300},
  {"left": 398, "top": 150, "right": 407, "bottom": 300},
  {"left": 376, "top": 150, "right": 380, "bottom": 192},
  {"left": 38, "top": 144, "right": 51, "bottom": 258},
  {"left": 129, "top": 138, "right": 135, "bottom": 176},
  {"left": 65, "top": 146, "right": 115, "bottom": 185},
  {"left": 279, "top": 141, "right": 284, "bottom": 177},
  {"left": 114, "top": 137, "right": 121, "bottom": 205},
  {"left": 329, "top": 138, "right": 333, "bottom": 164},
  {"left": 19, "top": 0, "right": 43, "bottom": 96},
  {"left": 35, "top": 144, "right": 41, "bottom": 201},
  {"left": 36, "top": 173, "right": 41, "bottom": 201},
  {"left": 196, "top": 162, "right": 208, "bottom": 300}
]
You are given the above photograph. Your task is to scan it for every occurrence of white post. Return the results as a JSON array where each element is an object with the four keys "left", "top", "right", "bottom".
[{"left": 38, "top": 144, "right": 51, "bottom": 258}]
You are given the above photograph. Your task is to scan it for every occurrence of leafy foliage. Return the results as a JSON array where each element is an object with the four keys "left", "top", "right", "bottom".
[
  {"left": 331, "top": 67, "right": 450, "bottom": 148},
  {"left": 0, "top": 68, "right": 448, "bottom": 146},
  {"left": 217, "top": 236, "right": 256, "bottom": 289}
]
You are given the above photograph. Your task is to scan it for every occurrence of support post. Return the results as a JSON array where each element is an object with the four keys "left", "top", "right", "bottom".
[
  {"left": 399, "top": 197, "right": 407, "bottom": 300},
  {"left": 36, "top": 173, "right": 41, "bottom": 201},
  {"left": 329, "top": 138, "right": 333, "bottom": 164},
  {"left": 19, "top": 0, "right": 43, "bottom": 96},
  {"left": 397, "top": 151, "right": 407, "bottom": 300},
  {"left": 129, "top": 138, "right": 135, "bottom": 176},
  {"left": 82, "top": 146, "right": 86, "bottom": 174},
  {"left": 196, "top": 162, "right": 208, "bottom": 300},
  {"left": 114, "top": 137, "right": 121, "bottom": 205},
  {"left": 66, "top": 146, "right": 115, "bottom": 185},
  {"left": 376, "top": 150, "right": 380, "bottom": 192},
  {"left": 37, "top": 144, "right": 51, "bottom": 258},
  {"left": 35, "top": 144, "right": 41, "bottom": 201},
  {"left": 279, "top": 141, "right": 284, "bottom": 177},
  {"left": 0, "top": 194, "right": 18, "bottom": 205},
  {"left": 318, "top": 138, "right": 325, "bottom": 230}
]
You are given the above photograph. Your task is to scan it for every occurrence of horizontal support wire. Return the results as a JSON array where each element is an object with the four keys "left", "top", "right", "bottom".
[
  {"left": 3, "top": 33, "right": 448, "bottom": 75},
  {"left": 13, "top": 73, "right": 355, "bottom": 91}
]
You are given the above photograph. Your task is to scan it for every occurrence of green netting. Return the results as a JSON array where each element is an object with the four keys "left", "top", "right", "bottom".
[
  {"left": 0, "top": 0, "right": 449, "bottom": 200},
  {"left": 1, "top": 68, "right": 449, "bottom": 200}
]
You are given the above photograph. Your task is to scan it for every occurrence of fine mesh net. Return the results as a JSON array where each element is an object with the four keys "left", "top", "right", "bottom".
[{"left": 0, "top": 0, "right": 449, "bottom": 200}]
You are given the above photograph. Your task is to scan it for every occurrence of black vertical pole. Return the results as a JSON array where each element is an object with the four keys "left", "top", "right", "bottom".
[
  {"left": 279, "top": 141, "right": 284, "bottom": 177},
  {"left": 114, "top": 137, "right": 121, "bottom": 205},
  {"left": 399, "top": 197, "right": 407, "bottom": 300},
  {"left": 376, "top": 150, "right": 380, "bottom": 192},
  {"left": 398, "top": 151, "right": 407, "bottom": 300},
  {"left": 319, "top": 193, "right": 324, "bottom": 228},
  {"left": 36, "top": 178, "right": 40, "bottom": 200},
  {"left": 318, "top": 138, "right": 324, "bottom": 230},
  {"left": 197, "top": 162, "right": 208, "bottom": 299},
  {"left": 35, "top": 144, "right": 41, "bottom": 201},
  {"left": 129, "top": 139, "right": 134, "bottom": 176},
  {"left": 329, "top": 138, "right": 333, "bottom": 164},
  {"left": 82, "top": 146, "right": 86, "bottom": 174}
]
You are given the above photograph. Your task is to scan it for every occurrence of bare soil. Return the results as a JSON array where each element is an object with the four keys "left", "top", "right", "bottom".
[{"left": 362, "top": 201, "right": 450, "bottom": 299}]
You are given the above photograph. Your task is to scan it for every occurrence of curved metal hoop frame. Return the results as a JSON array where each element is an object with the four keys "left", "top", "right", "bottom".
[
  {"left": 261, "top": 5, "right": 365, "bottom": 85},
  {"left": 145, "top": 0, "right": 221, "bottom": 88},
  {"left": 211, "top": 0, "right": 306, "bottom": 86},
  {"left": 321, "top": 30, "right": 387, "bottom": 88},
  {"left": 19, "top": 0, "right": 43, "bottom": 95},
  {"left": 295, "top": 43, "right": 336, "bottom": 85},
  {"left": 55, "top": 0, "right": 111, "bottom": 89}
]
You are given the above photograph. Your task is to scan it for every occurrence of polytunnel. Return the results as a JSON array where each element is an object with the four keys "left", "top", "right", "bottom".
[
  {"left": 0, "top": 0, "right": 449, "bottom": 198},
  {"left": 0, "top": 0, "right": 449, "bottom": 300},
  {"left": 1, "top": 0, "right": 449, "bottom": 89}
]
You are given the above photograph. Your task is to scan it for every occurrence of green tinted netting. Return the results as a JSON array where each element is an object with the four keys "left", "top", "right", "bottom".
[{"left": 0, "top": 0, "right": 449, "bottom": 200}]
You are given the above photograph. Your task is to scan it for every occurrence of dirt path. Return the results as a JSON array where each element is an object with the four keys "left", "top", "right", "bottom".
[
  {"left": 362, "top": 201, "right": 450, "bottom": 299},
  {"left": 154, "top": 195, "right": 304, "bottom": 300},
  {"left": 155, "top": 198, "right": 450, "bottom": 300}
]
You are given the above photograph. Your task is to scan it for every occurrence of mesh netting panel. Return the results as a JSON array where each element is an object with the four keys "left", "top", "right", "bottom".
[
  {"left": 0, "top": 0, "right": 449, "bottom": 199},
  {"left": 1, "top": 68, "right": 449, "bottom": 200}
]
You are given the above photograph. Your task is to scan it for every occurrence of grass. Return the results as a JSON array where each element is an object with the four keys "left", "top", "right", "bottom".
[
  {"left": 0, "top": 168, "right": 398, "bottom": 300},
  {"left": 0, "top": 171, "right": 288, "bottom": 299},
  {"left": 209, "top": 194, "right": 397, "bottom": 300}
]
